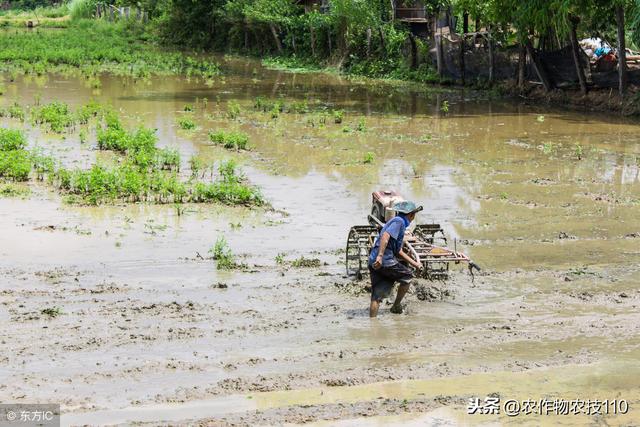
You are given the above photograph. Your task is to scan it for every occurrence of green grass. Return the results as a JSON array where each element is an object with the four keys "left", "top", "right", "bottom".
[
  {"left": 57, "top": 116, "right": 261, "bottom": 205},
  {"left": 0, "top": 128, "right": 27, "bottom": 150},
  {"left": 208, "top": 130, "right": 249, "bottom": 150},
  {"left": 0, "top": 110, "right": 262, "bottom": 206},
  {"left": 0, "top": 129, "right": 31, "bottom": 181},
  {"left": 31, "top": 101, "right": 75, "bottom": 133},
  {"left": 191, "top": 163, "right": 262, "bottom": 205},
  {"left": 0, "top": 103, "right": 26, "bottom": 121},
  {"left": 210, "top": 236, "right": 237, "bottom": 270},
  {"left": 177, "top": 116, "right": 196, "bottom": 130},
  {"left": 0, "top": 19, "right": 221, "bottom": 78},
  {"left": 227, "top": 101, "right": 241, "bottom": 119},
  {"left": 97, "top": 115, "right": 156, "bottom": 154}
]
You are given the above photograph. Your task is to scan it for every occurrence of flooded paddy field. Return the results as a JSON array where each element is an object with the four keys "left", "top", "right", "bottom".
[{"left": 1, "top": 56, "right": 639, "bottom": 426}]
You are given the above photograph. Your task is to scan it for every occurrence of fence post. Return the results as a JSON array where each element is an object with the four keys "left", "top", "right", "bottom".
[
  {"left": 436, "top": 29, "right": 444, "bottom": 77},
  {"left": 310, "top": 25, "right": 316, "bottom": 57},
  {"left": 459, "top": 35, "right": 465, "bottom": 84},
  {"left": 615, "top": 5, "right": 628, "bottom": 97},
  {"left": 488, "top": 28, "right": 494, "bottom": 83},
  {"left": 409, "top": 33, "right": 417, "bottom": 69},
  {"left": 525, "top": 39, "right": 553, "bottom": 91}
]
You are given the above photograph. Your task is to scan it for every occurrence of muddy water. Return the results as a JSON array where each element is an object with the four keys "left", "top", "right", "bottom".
[{"left": 1, "top": 55, "right": 639, "bottom": 426}]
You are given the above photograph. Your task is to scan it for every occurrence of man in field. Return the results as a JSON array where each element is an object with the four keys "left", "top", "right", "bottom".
[{"left": 368, "top": 201, "right": 423, "bottom": 317}]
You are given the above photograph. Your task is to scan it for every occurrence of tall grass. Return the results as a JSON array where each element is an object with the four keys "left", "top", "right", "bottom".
[{"left": 69, "top": 0, "right": 96, "bottom": 20}]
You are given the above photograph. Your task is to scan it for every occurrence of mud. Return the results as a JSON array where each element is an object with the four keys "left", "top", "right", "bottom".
[{"left": 1, "top": 55, "right": 639, "bottom": 426}]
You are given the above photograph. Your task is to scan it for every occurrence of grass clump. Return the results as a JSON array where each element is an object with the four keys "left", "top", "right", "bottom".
[
  {"left": 210, "top": 237, "right": 237, "bottom": 270},
  {"left": 208, "top": 130, "right": 249, "bottom": 150},
  {"left": 0, "top": 128, "right": 27, "bottom": 151},
  {"left": 363, "top": 152, "right": 375, "bottom": 164},
  {"left": 97, "top": 115, "right": 156, "bottom": 155},
  {"left": 0, "top": 150, "right": 31, "bottom": 181},
  {"left": 41, "top": 306, "right": 63, "bottom": 317},
  {"left": 0, "top": 183, "right": 30, "bottom": 197},
  {"left": 76, "top": 100, "right": 104, "bottom": 124},
  {"left": 31, "top": 101, "right": 75, "bottom": 133},
  {"left": 192, "top": 160, "right": 262, "bottom": 205},
  {"left": 0, "top": 129, "right": 31, "bottom": 181},
  {"left": 155, "top": 148, "right": 180, "bottom": 171},
  {"left": 55, "top": 163, "right": 188, "bottom": 205},
  {"left": 4, "top": 103, "right": 25, "bottom": 121},
  {"left": 292, "top": 256, "right": 322, "bottom": 268},
  {"left": 177, "top": 116, "right": 196, "bottom": 130},
  {"left": 227, "top": 101, "right": 241, "bottom": 119}
]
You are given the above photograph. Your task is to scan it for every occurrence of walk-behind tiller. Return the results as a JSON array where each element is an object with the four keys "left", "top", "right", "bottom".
[{"left": 346, "top": 190, "right": 480, "bottom": 281}]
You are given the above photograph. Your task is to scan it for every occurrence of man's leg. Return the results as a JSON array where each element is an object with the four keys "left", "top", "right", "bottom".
[
  {"left": 390, "top": 283, "right": 409, "bottom": 314},
  {"left": 388, "top": 263, "right": 415, "bottom": 314},
  {"left": 369, "top": 299, "right": 380, "bottom": 317},
  {"left": 369, "top": 267, "right": 387, "bottom": 318}
]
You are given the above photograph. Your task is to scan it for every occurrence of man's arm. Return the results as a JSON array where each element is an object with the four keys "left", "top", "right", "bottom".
[
  {"left": 398, "top": 248, "right": 422, "bottom": 270},
  {"left": 373, "top": 232, "right": 391, "bottom": 269}
]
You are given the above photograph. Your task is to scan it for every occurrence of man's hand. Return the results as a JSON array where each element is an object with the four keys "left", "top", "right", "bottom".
[
  {"left": 413, "top": 261, "right": 423, "bottom": 271},
  {"left": 373, "top": 255, "right": 383, "bottom": 270}
]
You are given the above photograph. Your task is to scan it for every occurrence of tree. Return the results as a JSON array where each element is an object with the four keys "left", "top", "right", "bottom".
[{"left": 242, "top": 0, "right": 297, "bottom": 53}]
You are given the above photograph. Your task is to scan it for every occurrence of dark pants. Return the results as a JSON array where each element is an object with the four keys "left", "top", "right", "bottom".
[{"left": 369, "top": 263, "right": 414, "bottom": 302}]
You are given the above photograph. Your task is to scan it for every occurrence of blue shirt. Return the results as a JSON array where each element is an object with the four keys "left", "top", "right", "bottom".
[{"left": 369, "top": 216, "right": 406, "bottom": 267}]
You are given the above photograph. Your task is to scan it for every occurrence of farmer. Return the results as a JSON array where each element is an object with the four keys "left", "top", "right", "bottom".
[{"left": 369, "top": 201, "right": 423, "bottom": 317}]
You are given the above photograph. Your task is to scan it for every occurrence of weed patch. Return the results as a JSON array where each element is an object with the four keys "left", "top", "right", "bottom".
[
  {"left": 208, "top": 130, "right": 249, "bottom": 150},
  {"left": 292, "top": 256, "right": 322, "bottom": 268},
  {"left": 31, "top": 101, "right": 75, "bottom": 133},
  {"left": 177, "top": 117, "right": 196, "bottom": 130},
  {"left": 210, "top": 237, "right": 242, "bottom": 270}
]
